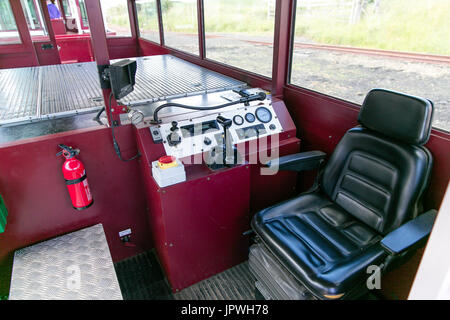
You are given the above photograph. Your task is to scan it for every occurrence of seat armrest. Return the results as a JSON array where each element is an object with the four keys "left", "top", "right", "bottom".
[
  {"left": 381, "top": 210, "right": 437, "bottom": 255},
  {"left": 264, "top": 151, "right": 327, "bottom": 172}
]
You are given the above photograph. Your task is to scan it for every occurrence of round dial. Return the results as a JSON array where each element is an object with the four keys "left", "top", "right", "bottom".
[
  {"left": 233, "top": 115, "right": 244, "bottom": 126},
  {"left": 255, "top": 107, "right": 273, "bottom": 123},
  {"left": 128, "top": 109, "right": 145, "bottom": 126},
  {"left": 245, "top": 113, "right": 256, "bottom": 123}
]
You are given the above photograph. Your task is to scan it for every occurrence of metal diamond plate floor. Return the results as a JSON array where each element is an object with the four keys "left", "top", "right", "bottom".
[
  {"left": 9, "top": 224, "right": 122, "bottom": 300},
  {"left": 0, "top": 55, "right": 246, "bottom": 126}
]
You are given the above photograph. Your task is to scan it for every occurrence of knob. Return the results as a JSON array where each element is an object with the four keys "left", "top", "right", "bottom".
[
  {"left": 170, "top": 121, "right": 179, "bottom": 132},
  {"left": 167, "top": 122, "right": 181, "bottom": 147},
  {"left": 269, "top": 124, "right": 276, "bottom": 131},
  {"left": 204, "top": 137, "right": 212, "bottom": 146}
]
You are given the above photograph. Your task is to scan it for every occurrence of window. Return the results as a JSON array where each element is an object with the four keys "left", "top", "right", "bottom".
[
  {"left": 100, "top": 0, "right": 131, "bottom": 37},
  {"left": 136, "top": 0, "right": 160, "bottom": 43},
  {"left": 61, "top": 0, "right": 72, "bottom": 17},
  {"left": 204, "top": 0, "right": 276, "bottom": 78},
  {"left": 161, "top": 0, "right": 199, "bottom": 55},
  {"left": 22, "top": 0, "right": 43, "bottom": 30},
  {"left": 79, "top": 0, "right": 89, "bottom": 28},
  {"left": 22, "top": 0, "right": 48, "bottom": 40},
  {"left": 0, "top": 0, "right": 21, "bottom": 44},
  {"left": 290, "top": 0, "right": 450, "bottom": 131}
]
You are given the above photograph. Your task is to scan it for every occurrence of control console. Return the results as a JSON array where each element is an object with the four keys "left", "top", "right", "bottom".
[{"left": 148, "top": 91, "right": 283, "bottom": 159}]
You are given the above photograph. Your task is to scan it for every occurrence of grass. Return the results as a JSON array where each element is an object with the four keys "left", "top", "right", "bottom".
[
  {"left": 113, "top": 0, "right": 450, "bottom": 55},
  {"left": 294, "top": 0, "right": 450, "bottom": 55}
]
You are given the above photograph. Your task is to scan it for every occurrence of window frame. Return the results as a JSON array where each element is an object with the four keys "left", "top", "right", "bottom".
[
  {"left": 134, "top": 0, "right": 161, "bottom": 45},
  {"left": 99, "top": 0, "right": 134, "bottom": 39},
  {"left": 286, "top": 0, "right": 450, "bottom": 134},
  {"left": 158, "top": 0, "right": 201, "bottom": 57},
  {"left": 201, "top": 0, "right": 276, "bottom": 80},
  {"left": 0, "top": 0, "right": 23, "bottom": 45}
]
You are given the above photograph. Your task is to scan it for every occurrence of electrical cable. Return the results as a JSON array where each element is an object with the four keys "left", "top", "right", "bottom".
[
  {"left": 151, "top": 92, "right": 267, "bottom": 123},
  {"left": 108, "top": 92, "right": 140, "bottom": 162},
  {"left": 93, "top": 107, "right": 105, "bottom": 123}
]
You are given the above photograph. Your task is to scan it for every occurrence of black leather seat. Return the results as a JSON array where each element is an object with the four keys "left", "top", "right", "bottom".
[{"left": 252, "top": 89, "right": 437, "bottom": 299}]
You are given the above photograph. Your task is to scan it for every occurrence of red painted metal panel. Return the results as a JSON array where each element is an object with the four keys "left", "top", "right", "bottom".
[
  {"left": 135, "top": 125, "right": 250, "bottom": 292},
  {"left": 33, "top": 42, "right": 61, "bottom": 66},
  {"left": 127, "top": 0, "right": 138, "bottom": 41},
  {"left": 197, "top": 0, "right": 205, "bottom": 60},
  {"left": 138, "top": 38, "right": 170, "bottom": 56},
  {"left": 51, "top": 19, "right": 66, "bottom": 35},
  {"left": 272, "top": 0, "right": 294, "bottom": 97},
  {"left": 0, "top": 125, "right": 151, "bottom": 296},
  {"left": 148, "top": 164, "right": 250, "bottom": 292},
  {"left": 56, "top": 36, "right": 94, "bottom": 63},
  {"left": 107, "top": 37, "right": 138, "bottom": 60},
  {"left": 84, "top": 0, "right": 109, "bottom": 65}
]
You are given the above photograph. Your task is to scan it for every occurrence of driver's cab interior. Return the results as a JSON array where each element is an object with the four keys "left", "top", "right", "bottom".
[{"left": 0, "top": 0, "right": 449, "bottom": 302}]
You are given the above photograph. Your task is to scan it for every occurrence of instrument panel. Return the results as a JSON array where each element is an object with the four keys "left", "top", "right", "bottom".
[{"left": 149, "top": 91, "right": 283, "bottom": 159}]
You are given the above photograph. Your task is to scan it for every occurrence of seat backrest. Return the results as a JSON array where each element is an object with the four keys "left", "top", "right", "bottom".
[{"left": 321, "top": 89, "right": 434, "bottom": 235}]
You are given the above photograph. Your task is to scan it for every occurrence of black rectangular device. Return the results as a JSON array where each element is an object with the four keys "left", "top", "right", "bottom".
[{"left": 109, "top": 59, "right": 137, "bottom": 100}]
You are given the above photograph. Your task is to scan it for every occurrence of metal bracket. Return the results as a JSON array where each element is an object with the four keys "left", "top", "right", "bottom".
[{"left": 97, "top": 65, "right": 111, "bottom": 90}]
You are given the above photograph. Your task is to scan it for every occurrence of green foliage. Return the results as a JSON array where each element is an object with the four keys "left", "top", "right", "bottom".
[
  {"left": 161, "top": 0, "right": 173, "bottom": 14},
  {"left": 0, "top": 295, "right": 8, "bottom": 300},
  {"left": 203, "top": 0, "right": 274, "bottom": 35},
  {"left": 117, "top": 0, "right": 450, "bottom": 54},
  {"left": 294, "top": 0, "right": 450, "bottom": 55},
  {"left": 136, "top": 1, "right": 159, "bottom": 31},
  {"left": 106, "top": 4, "right": 130, "bottom": 31}
]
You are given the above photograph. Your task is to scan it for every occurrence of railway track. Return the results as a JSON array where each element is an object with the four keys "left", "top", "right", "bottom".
[{"left": 243, "top": 39, "right": 450, "bottom": 65}]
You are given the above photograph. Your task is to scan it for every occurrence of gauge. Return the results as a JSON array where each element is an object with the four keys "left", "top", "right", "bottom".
[
  {"left": 255, "top": 107, "right": 273, "bottom": 123},
  {"left": 128, "top": 109, "right": 145, "bottom": 126},
  {"left": 245, "top": 113, "right": 256, "bottom": 123},
  {"left": 233, "top": 115, "right": 244, "bottom": 126}
]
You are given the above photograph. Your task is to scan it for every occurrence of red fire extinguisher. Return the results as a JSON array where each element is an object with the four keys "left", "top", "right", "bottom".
[{"left": 57, "top": 144, "right": 93, "bottom": 210}]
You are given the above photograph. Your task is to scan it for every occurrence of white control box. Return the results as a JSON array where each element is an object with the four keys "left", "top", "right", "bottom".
[{"left": 151, "top": 159, "right": 186, "bottom": 188}]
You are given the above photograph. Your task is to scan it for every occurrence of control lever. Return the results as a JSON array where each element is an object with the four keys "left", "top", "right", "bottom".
[
  {"left": 167, "top": 121, "right": 182, "bottom": 147},
  {"left": 217, "top": 116, "right": 234, "bottom": 166}
]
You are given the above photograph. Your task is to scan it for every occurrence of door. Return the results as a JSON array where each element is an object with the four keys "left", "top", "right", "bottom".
[{"left": 0, "top": 0, "right": 61, "bottom": 68}]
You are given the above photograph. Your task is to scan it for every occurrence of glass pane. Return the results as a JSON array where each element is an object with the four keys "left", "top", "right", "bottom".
[
  {"left": 136, "top": 0, "right": 160, "bottom": 43},
  {"left": 162, "top": 0, "right": 199, "bottom": 55},
  {"left": 204, "top": 0, "right": 276, "bottom": 78},
  {"left": 290, "top": 0, "right": 450, "bottom": 131},
  {"left": 24, "top": 0, "right": 48, "bottom": 40},
  {"left": 0, "top": 0, "right": 21, "bottom": 44},
  {"left": 100, "top": 0, "right": 131, "bottom": 37},
  {"left": 79, "top": 0, "right": 89, "bottom": 28},
  {"left": 62, "top": 0, "right": 72, "bottom": 17}
]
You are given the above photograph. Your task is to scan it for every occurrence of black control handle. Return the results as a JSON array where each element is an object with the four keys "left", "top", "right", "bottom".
[{"left": 217, "top": 116, "right": 233, "bottom": 129}]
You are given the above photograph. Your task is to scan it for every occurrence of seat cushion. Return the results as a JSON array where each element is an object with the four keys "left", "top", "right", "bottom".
[{"left": 252, "top": 192, "right": 388, "bottom": 299}]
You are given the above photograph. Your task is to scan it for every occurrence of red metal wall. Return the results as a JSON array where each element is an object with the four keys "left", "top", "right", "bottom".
[{"left": 0, "top": 125, "right": 151, "bottom": 296}]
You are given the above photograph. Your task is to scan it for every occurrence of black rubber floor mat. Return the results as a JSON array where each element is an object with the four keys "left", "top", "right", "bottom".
[
  {"left": 114, "top": 250, "right": 173, "bottom": 300},
  {"left": 174, "top": 262, "right": 262, "bottom": 300}
]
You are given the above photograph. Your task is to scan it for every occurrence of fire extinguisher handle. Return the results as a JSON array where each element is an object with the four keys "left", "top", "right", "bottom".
[{"left": 56, "top": 144, "right": 80, "bottom": 158}]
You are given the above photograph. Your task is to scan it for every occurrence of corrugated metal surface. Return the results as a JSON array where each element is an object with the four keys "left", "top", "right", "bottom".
[
  {"left": 0, "top": 55, "right": 246, "bottom": 126},
  {"left": 0, "top": 67, "right": 40, "bottom": 121},
  {"left": 174, "top": 263, "right": 256, "bottom": 300},
  {"left": 40, "top": 63, "right": 103, "bottom": 116},
  {"left": 121, "top": 55, "right": 246, "bottom": 105}
]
